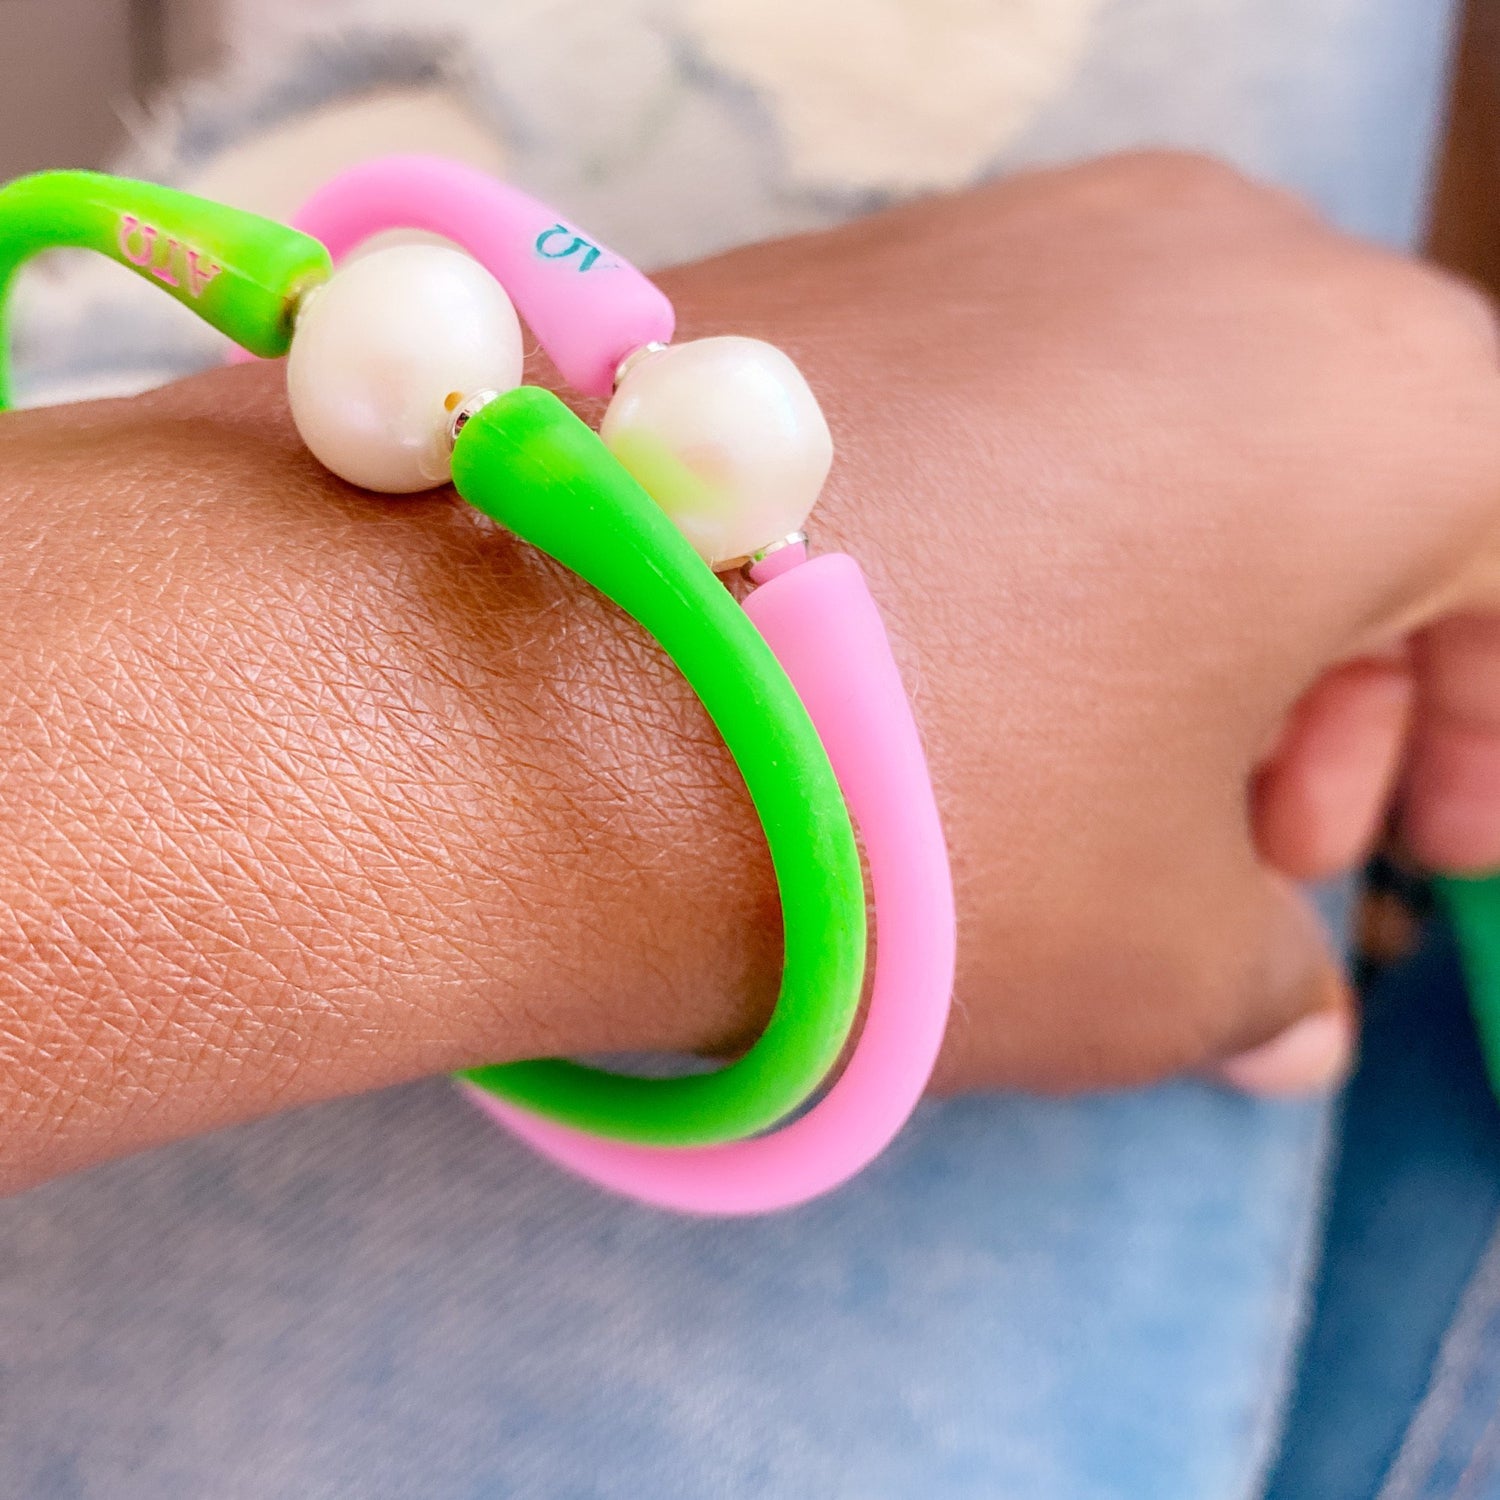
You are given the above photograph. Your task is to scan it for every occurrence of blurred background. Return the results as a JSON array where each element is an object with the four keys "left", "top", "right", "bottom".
[
  {"left": 0, "top": 0, "right": 213, "bottom": 180},
  {"left": 5, "top": 0, "right": 1495, "bottom": 292}
]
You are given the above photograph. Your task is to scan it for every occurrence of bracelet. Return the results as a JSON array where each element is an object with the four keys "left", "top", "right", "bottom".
[
  {"left": 0, "top": 167, "right": 866, "bottom": 1149},
  {"left": 0, "top": 170, "right": 331, "bottom": 406},
  {"left": 480, "top": 545, "right": 956, "bottom": 1212},
  {"left": 0, "top": 163, "right": 956, "bottom": 1208},
  {"left": 291, "top": 156, "right": 957, "bottom": 1211},
  {"left": 0, "top": 164, "right": 872, "bottom": 1151}
]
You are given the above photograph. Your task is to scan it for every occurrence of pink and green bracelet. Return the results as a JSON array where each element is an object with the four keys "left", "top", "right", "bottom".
[{"left": 0, "top": 164, "right": 956, "bottom": 1212}]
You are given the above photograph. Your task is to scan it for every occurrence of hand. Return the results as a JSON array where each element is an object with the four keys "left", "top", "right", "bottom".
[
  {"left": 4, "top": 151, "right": 1499, "bottom": 1191},
  {"left": 670, "top": 151, "right": 1500, "bottom": 1097}
]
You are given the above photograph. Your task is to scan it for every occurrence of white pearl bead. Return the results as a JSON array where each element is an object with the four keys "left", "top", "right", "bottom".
[
  {"left": 287, "top": 244, "right": 524, "bottom": 493},
  {"left": 601, "top": 336, "right": 832, "bottom": 567}
]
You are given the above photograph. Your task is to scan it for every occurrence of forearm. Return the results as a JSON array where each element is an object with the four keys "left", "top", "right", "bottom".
[
  {"left": 9, "top": 154, "right": 1482, "bottom": 1191},
  {"left": 0, "top": 359, "right": 786, "bottom": 1190}
]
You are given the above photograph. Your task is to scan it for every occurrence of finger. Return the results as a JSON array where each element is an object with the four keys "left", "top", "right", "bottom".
[
  {"left": 1252, "top": 648, "right": 1414, "bottom": 880},
  {"left": 1403, "top": 615, "right": 1500, "bottom": 872},
  {"left": 1215, "top": 1001, "right": 1355, "bottom": 1095},
  {"left": 1212, "top": 877, "right": 1355, "bottom": 1096}
]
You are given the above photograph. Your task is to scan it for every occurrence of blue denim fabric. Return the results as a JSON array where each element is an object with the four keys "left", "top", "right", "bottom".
[
  {"left": 1259, "top": 911, "right": 1500, "bottom": 1500},
  {"left": 1379, "top": 1226, "right": 1500, "bottom": 1500},
  {"left": 1267, "top": 926, "right": 1500, "bottom": 1500},
  {"left": 0, "top": 1079, "right": 1331, "bottom": 1499}
]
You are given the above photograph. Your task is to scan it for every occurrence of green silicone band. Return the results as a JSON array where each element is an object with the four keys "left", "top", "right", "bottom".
[
  {"left": 0, "top": 170, "right": 331, "bottom": 409},
  {"left": 0, "top": 169, "right": 864, "bottom": 1148},
  {"left": 453, "top": 386, "right": 867, "bottom": 1146}
]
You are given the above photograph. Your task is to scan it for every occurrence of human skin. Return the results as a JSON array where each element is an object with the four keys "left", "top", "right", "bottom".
[{"left": 3, "top": 151, "right": 1500, "bottom": 1193}]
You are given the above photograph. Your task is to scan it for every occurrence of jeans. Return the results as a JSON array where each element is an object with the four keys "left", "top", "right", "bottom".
[
  {"left": 0, "top": 1083, "right": 1332, "bottom": 1498},
  {"left": 0, "top": 887, "right": 1353, "bottom": 1499},
  {"left": 1269, "top": 920, "right": 1500, "bottom": 1500}
]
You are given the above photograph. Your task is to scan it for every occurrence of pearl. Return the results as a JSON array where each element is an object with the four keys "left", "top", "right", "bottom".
[
  {"left": 286, "top": 244, "right": 524, "bottom": 493},
  {"left": 601, "top": 336, "right": 833, "bottom": 568}
]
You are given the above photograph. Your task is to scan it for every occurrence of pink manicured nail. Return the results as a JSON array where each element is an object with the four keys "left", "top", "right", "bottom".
[{"left": 1217, "top": 1009, "right": 1354, "bottom": 1097}]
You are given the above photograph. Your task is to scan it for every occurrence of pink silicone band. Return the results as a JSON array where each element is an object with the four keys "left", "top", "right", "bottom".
[
  {"left": 290, "top": 159, "right": 955, "bottom": 1211},
  {"left": 290, "top": 155, "right": 674, "bottom": 398},
  {"left": 467, "top": 552, "right": 956, "bottom": 1213}
]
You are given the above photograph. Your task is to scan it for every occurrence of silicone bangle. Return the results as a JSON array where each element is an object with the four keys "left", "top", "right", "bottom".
[
  {"left": 0, "top": 168, "right": 868, "bottom": 1150},
  {"left": 471, "top": 547, "right": 956, "bottom": 1212},
  {"left": 295, "top": 156, "right": 956, "bottom": 1207},
  {"left": 0, "top": 170, "right": 330, "bottom": 408},
  {"left": 293, "top": 155, "right": 674, "bottom": 399},
  {"left": 451, "top": 386, "right": 867, "bottom": 1145}
]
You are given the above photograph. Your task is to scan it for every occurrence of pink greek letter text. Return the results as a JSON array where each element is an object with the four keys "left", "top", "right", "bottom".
[
  {"left": 150, "top": 238, "right": 181, "bottom": 288},
  {"left": 185, "top": 249, "right": 222, "bottom": 299},
  {"left": 118, "top": 214, "right": 156, "bottom": 267}
]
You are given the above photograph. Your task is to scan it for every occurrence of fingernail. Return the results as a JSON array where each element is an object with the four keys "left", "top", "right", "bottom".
[{"left": 1217, "top": 1009, "right": 1354, "bottom": 1097}]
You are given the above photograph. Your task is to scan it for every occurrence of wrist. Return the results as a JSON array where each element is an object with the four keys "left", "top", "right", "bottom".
[{"left": 0, "top": 360, "right": 778, "bottom": 1189}]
